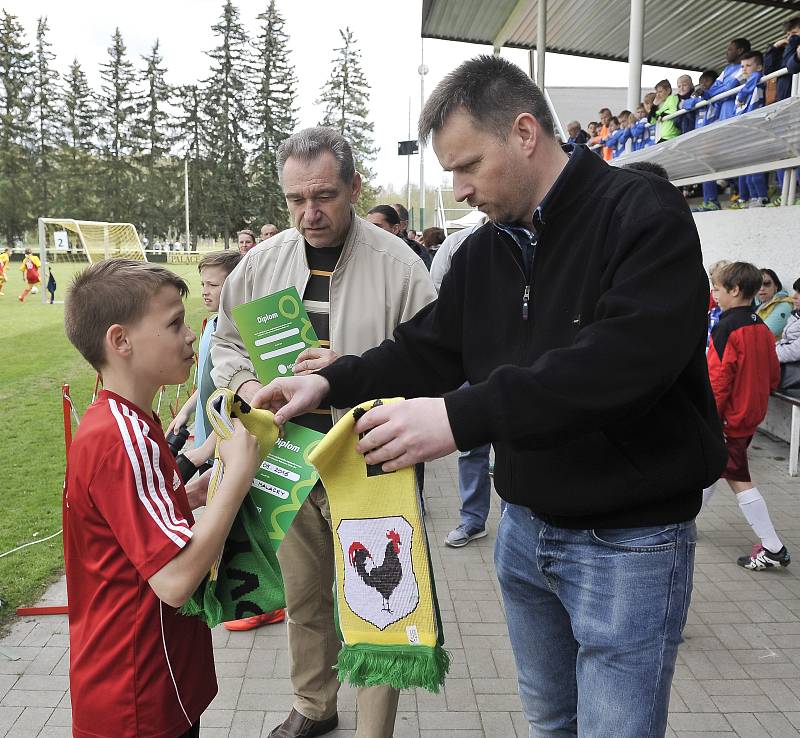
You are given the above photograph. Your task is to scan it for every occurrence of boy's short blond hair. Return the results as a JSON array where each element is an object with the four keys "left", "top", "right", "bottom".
[
  {"left": 707, "top": 259, "right": 731, "bottom": 281},
  {"left": 199, "top": 250, "right": 242, "bottom": 276},
  {"left": 65, "top": 259, "right": 189, "bottom": 371},
  {"left": 715, "top": 261, "right": 762, "bottom": 301}
]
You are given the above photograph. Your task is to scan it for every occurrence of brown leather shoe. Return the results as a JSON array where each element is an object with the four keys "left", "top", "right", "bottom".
[{"left": 268, "top": 708, "right": 338, "bottom": 738}]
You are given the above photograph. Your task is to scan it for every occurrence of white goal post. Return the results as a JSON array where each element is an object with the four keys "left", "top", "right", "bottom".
[{"left": 38, "top": 218, "right": 147, "bottom": 304}]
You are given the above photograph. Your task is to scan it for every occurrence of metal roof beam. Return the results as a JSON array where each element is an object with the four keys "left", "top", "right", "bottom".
[{"left": 492, "top": 0, "right": 536, "bottom": 52}]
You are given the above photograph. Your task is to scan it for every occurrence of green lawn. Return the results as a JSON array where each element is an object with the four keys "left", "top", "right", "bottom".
[{"left": 0, "top": 260, "right": 209, "bottom": 632}]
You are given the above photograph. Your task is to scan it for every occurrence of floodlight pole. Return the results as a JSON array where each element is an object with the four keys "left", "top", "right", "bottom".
[
  {"left": 418, "top": 43, "right": 428, "bottom": 231},
  {"left": 407, "top": 97, "right": 412, "bottom": 218},
  {"left": 184, "top": 158, "right": 191, "bottom": 252},
  {"left": 536, "top": 0, "right": 546, "bottom": 90},
  {"left": 627, "top": 0, "right": 645, "bottom": 113}
]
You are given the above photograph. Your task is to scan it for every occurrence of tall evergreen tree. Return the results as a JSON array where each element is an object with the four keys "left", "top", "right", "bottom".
[
  {"left": 136, "top": 40, "right": 176, "bottom": 238},
  {"left": 250, "top": 0, "right": 297, "bottom": 228},
  {"left": 203, "top": 0, "right": 254, "bottom": 246},
  {"left": 97, "top": 28, "right": 139, "bottom": 222},
  {"left": 60, "top": 59, "right": 97, "bottom": 219},
  {"left": 317, "top": 27, "right": 378, "bottom": 211},
  {"left": 30, "top": 16, "right": 60, "bottom": 219},
  {"left": 175, "top": 83, "right": 212, "bottom": 245},
  {"left": 0, "top": 10, "right": 33, "bottom": 245}
]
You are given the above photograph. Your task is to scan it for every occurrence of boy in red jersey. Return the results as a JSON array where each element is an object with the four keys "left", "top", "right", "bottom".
[
  {"left": 63, "top": 259, "right": 263, "bottom": 738},
  {"left": 704, "top": 262, "right": 789, "bottom": 570}
]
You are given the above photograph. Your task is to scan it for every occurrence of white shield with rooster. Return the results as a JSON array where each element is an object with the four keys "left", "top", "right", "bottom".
[{"left": 337, "top": 515, "right": 419, "bottom": 630}]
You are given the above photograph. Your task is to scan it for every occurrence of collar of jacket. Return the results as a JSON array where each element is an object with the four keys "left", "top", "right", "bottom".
[{"left": 302, "top": 205, "right": 360, "bottom": 272}]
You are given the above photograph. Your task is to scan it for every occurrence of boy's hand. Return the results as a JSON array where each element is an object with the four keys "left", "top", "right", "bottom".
[
  {"left": 185, "top": 468, "right": 212, "bottom": 509},
  {"left": 182, "top": 431, "right": 217, "bottom": 467},
  {"left": 252, "top": 375, "right": 329, "bottom": 426},
  {"left": 293, "top": 347, "right": 340, "bottom": 375},
  {"left": 217, "top": 419, "right": 262, "bottom": 493},
  {"left": 166, "top": 406, "right": 191, "bottom": 437}
]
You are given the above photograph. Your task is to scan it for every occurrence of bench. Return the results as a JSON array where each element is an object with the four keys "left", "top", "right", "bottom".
[{"left": 760, "top": 390, "right": 800, "bottom": 476}]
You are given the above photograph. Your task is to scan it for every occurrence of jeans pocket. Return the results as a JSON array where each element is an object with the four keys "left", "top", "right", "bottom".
[{"left": 591, "top": 524, "right": 679, "bottom": 552}]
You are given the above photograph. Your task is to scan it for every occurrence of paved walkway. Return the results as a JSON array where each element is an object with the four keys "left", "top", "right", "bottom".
[{"left": 3, "top": 433, "right": 800, "bottom": 737}]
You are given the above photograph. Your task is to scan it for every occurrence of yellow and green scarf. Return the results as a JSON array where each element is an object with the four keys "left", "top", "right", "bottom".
[{"left": 309, "top": 398, "right": 449, "bottom": 693}]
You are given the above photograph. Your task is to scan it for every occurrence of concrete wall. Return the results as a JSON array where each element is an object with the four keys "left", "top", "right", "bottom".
[
  {"left": 548, "top": 87, "right": 629, "bottom": 132},
  {"left": 694, "top": 206, "right": 800, "bottom": 289}
]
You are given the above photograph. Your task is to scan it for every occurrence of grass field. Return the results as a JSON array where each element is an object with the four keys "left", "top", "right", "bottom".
[{"left": 0, "top": 259, "right": 210, "bottom": 632}]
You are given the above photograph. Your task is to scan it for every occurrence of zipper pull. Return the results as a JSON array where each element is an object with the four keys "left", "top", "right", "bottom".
[{"left": 522, "top": 285, "right": 530, "bottom": 320}]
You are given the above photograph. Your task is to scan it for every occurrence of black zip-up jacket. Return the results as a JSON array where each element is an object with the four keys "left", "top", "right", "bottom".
[{"left": 319, "top": 144, "right": 726, "bottom": 529}]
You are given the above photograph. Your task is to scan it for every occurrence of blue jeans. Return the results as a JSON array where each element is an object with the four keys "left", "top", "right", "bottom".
[
  {"left": 457, "top": 444, "right": 491, "bottom": 528},
  {"left": 701, "top": 180, "right": 718, "bottom": 204},
  {"left": 494, "top": 503, "right": 696, "bottom": 738}
]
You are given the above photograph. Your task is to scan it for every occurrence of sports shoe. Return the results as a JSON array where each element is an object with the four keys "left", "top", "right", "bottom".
[
  {"left": 737, "top": 544, "right": 791, "bottom": 571},
  {"left": 445, "top": 524, "right": 487, "bottom": 548},
  {"left": 223, "top": 608, "right": 285, "bottom": 631},
  {"left": 690, "top": 201, "right": 721, "bottom": 212},
  {"left": 747, "top": 197, "right": 767, "bottom": 208}
]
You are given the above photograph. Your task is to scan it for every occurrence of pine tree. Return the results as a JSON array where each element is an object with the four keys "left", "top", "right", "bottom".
[
  {"left": 97, "top": 28, "right": 139, "bottom": 222},
  {"left": 136, "top": 40, "right": 177, "bottom": 239},
  {"left": 175, "top": 83, "right": 212, "bottom": 244},
  {"left": 60, "top": 59, "right": 97, "bottom": 219},
  {"left": 250, "top": 0, "right": 297, "bottom": 229},
  {"left": 317, "top": 27, "right": 378, "bottom": 211},
  {"left": 203, "top": 0, "right": 254, "bottom": 246},
  {"left": 59, "top": 60, "right": 96, "bottom": 219},
  {"left": 30, "top": 16, "right": 60, "bottom": 219},
  {"left": 0, "top": 10, "right": 34, "bottom": 246}
]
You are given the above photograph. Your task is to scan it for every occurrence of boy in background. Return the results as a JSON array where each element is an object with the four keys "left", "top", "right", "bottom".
[
  {"left": 676, "top": 74, "right": 696, "bottom": 134},
  {"left": 167, "top": 250, "right": 286, "bottom": 632},
  {"left": 734, "top": 51, "right": 769, "bottom": 207},
  {"left": 63, "top": 259, "right": 264, "bottom": 737},
  {"left": 649, "top": 79, "right": 681, "bottom": 141},
  {"left": 704, "top": 262, "right": 789, "bottom": 571}
]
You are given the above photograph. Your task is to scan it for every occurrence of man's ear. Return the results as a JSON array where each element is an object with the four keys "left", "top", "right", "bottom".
[
  {"left": 105, "top": 324, "right": 132, "bottom": 360},
  {"left": 350, "top": 171, "right": 363, "bottom": 204},
  {"left": 513, "top": 113, "right": 542, "bottom": 158}
]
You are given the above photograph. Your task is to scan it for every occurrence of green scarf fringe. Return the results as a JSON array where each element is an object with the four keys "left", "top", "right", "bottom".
[
  {"left": 178, "top": 587, "right": 224, "bottom": 628},
  {"left": 335, "top": 642, "right": 450, "bottom": 693}
]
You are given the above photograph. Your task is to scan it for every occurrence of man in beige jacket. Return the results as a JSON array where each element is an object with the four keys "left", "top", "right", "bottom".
[{"left": 212, "top": 126, "right": 436, "bottom": 738}]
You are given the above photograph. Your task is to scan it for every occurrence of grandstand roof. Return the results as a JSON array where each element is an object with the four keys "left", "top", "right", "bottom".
[{"left": 421, "top": 0, "right": 800, "bottom": 71}]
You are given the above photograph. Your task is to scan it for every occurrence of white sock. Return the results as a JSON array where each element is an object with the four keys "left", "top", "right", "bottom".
[
  {"left": 737, "top": 487, "right": 783, "bottom": 553},
  {"left": 702, "top": 483, "right": 716, "bottom": 509}
]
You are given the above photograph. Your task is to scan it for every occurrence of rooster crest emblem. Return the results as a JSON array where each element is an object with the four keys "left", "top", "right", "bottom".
[{"left": 338, "top": 516, "right": 419, "bottom": 630}]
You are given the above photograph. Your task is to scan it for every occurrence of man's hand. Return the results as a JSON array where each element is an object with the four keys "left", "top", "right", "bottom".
[
  {"left": 354, "top": 398, "right": 457, "bottom": 472},
  {"left": 252, "top": 374, "right": 330, "bottom": 425},
  {"left": 237, "top": 380, "right": 263, "bottom": 405},
  {"left": 293, "top": 347, "right": 340, "bottom": 375},
  {"left": 185, "top": 468, "right": 212, "bottom": 510}
]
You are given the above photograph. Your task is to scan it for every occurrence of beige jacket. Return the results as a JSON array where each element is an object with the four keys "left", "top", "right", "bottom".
[{"left": 211, "top": 210, "right": 437, "bottom": 422}]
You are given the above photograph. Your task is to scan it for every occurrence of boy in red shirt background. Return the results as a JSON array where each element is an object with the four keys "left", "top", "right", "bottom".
[
  {"left": 704, "top": 261, "right": 789, "bottom": 570},
  {"left": 63, "top": 260, "right": 263, "bottom": 738}
]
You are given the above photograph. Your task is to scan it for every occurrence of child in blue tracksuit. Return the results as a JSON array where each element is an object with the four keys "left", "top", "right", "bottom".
[
  {"left": 734, "top": 51, "right": 768, "bottom": 207},
  {"left": 604, "top": 113, "right": 632, "bottom": 158},
  {"left": 687, "top": 39, "right": 751, "bottom": 211},
  {"left": 629, "top": 104, "right": 654, "bottom": 151}
]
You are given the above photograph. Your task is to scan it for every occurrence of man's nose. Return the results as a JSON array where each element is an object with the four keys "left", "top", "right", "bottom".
[{"left": 452, "top": 175, "right": 472, "bottom": 203}]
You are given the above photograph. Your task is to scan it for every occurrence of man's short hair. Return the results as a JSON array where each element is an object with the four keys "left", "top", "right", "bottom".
[
  {"left": 421, "top": 227, "right": 446, "bottom": 248},
  {"left": 237, "top": 229, "right": 256, "bottom": 242},
  {"left": 199, "top": 250, "right": 242, "bottom": 276},
  {"left": 699, "top": 69, "right": 719, "bottom": 85},
  {"left": 368, "top": 205, "right": 401, "bottom": 226},
  {"left": 740, "top": 50, "right": 764, "bottom": 65},
  {"left": 418, "top": 55, "right": 555, "bottom": 142},
  {"left": 392, "top": 203, "right": 409, "bottom": 223},
  {"left": 731, "top": 37, "right": 751, "bottom": 53},
  {"left": 622, "top": 161, "right": 669, "bottom": 180},
  {"left": 276, "top": 126, "right": 356, "bottom": 184},
  {"left": 715, "top": 262, "right": 762, "bottom": 300},
  {"left": 65, "top": 260, "right": 189, "bottom": 371},
  {"left": 783, "top": 16, "right": 800, "bottom": 32}
]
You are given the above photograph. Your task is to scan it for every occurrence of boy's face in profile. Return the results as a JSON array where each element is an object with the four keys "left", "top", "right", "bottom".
[
  {"left": 122, "top": 285, "right": 196, "bottom": 388},
  {"left": 793, "top": 290, "right": 800, "bottom": 312},
  {"left": 200, "top": 265, "right": 228, "bottom": 313},
  {"left": 713, "top": 282, "right": 748, "bottom": 312},
  {"left": 654, "top": 86, "right": 670, "bottom": 105},
  {"left": 741, "top": 58, "right": 762, "bottom": 78}
]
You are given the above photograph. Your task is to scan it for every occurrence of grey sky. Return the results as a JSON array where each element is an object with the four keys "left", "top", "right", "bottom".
[{"left": 6, "top": 0, "right": 696, "bottom": 192}]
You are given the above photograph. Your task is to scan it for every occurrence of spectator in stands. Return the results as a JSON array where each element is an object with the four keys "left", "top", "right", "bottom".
[
  {"left": 566, "top": 120, "right": 589, "bottom": 145},
  {"left": 650, "top": 80, "right": 681, "bottom": 142},
  {"left": 586, "top": 121, "right": 599, "bottom": 139},
  {"left": 689, "top": 39, "right": 750, "bottom": 211},
  {"left": 757, "top": 268, "right": 794, "bottom": 339},
  {"left": 642, "top": 92, "right": 656, "bottom": 116},
  {"left": 629, "top": 103, "right": 655, "bottom": 150},
  {"left": 706, "top": 260, "right": 731, "bottom": 347},
  {"left": 589, "top": 108, "right": 613, "bottom": 160},
  {"left": 421, "top": 227, "right": 445, "bottom": 255},
  {"left": 260, "top": 223, "right": 279, "bottom": 240},
  {"left": 604, "top": 115, "right": 630, "bottom": 159},
  {"left": 676, "top": 74, "right": 696, "bottom": 134},
  {"left": 691, "top": 70, "right": 720, "bottom": 129},
  {"left": 775, "top": 278, "right": 800, "bottom": 391},
  {"left": 237, "top": 229, "right": 257, "bottom": 254},
  {"left": 366, "top": 204, "right": 403, "bottom": 235},
  {"left": 391, "top": 203, "right": 432, "bottom": 269},
  {"left": 765, "top": 16, "right": 800, "bottom": 102},
  {"left": 601, "top": 116, "right": 620, "bottom": 159},
  {"left": 704, "top": 262, "right": 787, "bottom": 571},
  {"left": 733, "top": 51, "right": 769, "bottom": 208}
]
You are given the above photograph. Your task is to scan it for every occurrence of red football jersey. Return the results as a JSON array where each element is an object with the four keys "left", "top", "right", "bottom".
[{"left": 63, "top": 390, "right": 217, "bottom": 738}]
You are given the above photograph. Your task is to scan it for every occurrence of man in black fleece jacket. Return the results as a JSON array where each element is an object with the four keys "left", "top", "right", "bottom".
[{"left": 255, "top": 56, "right": 726, "bottom": 737}]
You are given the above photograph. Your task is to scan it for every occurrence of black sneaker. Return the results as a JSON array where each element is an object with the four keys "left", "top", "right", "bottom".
[{"left": 737, "top": 544, "right": 791, "bottom": 570}]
